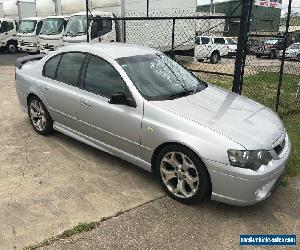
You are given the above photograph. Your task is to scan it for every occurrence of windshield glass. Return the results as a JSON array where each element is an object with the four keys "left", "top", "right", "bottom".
[
  {"left": 117, "top": 54, "right": 207, "bottom": 101},
  {"left": 227, "top": 38, "right": 237, "bottom": 44},
  {"left": 289, "top": 43, "right": 300, "bottom": 49},
  {"left": 40, "top": 18, "right": 64, "bottom": 35},
  {"left": 65, "top": 15, "right": 87, "bottom": 36},
  {"left": 19, "top": 20, "right": 37, "bottom": 33}
]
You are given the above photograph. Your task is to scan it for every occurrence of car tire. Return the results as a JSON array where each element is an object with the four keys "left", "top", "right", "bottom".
[
  {"left": 6, "top": 41, "right": 17, "bottom": 54},
  {"left": 297, "top": 54, "right": 300, "bottom": 61},
  {"left": 256, "top": 54, "right": 261, "bottom": 58},
  {"left": 156, "top": 144, "right": 211, "bottom": 204},
  {"left": 197, "top": 58, "right": 204, "bottom": 62},
  {"left": 28, "top": 96, "right": 53, "bottom": 136},
  {"left": 210, "top": 51, "right": 220, "bottom": 64},
  {"left": 269, "top": 50, "right": 277, "bottom": 59}
]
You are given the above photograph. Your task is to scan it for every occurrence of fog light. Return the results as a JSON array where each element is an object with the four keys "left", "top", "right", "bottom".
[{"left": 255, "top": 179, "right": 276, "bottom": 201}]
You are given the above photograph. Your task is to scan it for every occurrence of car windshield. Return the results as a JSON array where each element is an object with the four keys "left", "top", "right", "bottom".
[
  {"left": 227, "top": 38, "right": 237, "bottom": 44},
  {"left": 19, "top": 20, "right": 37, "bottom": 33},
  {"left": 117, "top": 54, "right": 207, "bottom": 101},
  {"left": 289, "top": 43, "right": 300, "bottom": 49},
  {"left": 65, "top": 15, "right": 87, "bottom": 36},
  {"left": 40, "top": 18, "right": 64, "bottom": 35}
]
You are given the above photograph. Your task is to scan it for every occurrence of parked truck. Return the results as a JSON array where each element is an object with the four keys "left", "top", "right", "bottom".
[
  {"left": 63, "top": 0, "right": 205, "bottom": 54},
  {"left": 1, "top": 0, "right": 35, "bottom": 53},
  {"left": 38, "top": 0, "right": 85, "bottom": 54},
  {"left": 17, "top": 16, "right": 44, "bottom": 54}
]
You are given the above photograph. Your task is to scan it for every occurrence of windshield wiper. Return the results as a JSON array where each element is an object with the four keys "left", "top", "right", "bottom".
[{"left": 169, "top": 89, "right": 195, "bottom": 99}]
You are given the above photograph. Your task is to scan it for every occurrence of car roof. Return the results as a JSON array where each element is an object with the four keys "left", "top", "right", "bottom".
[
  {"left": 63, "top": 43, "right": 159, "bottom": 59},
  {"left": 21, "top": 17, "right": 44, "bottom": 21},
  {"left": 44, "top": 15, "right": 69, "bottom": 19}
]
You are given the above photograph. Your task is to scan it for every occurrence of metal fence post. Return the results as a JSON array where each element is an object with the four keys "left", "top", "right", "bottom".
[
  {"left": 276, "top": 0, "right": 293, "bottom": 112},
  {"left": 171, "top": 18, "right": 176, "bottom": 59},
  {"left": 232, "top": 0, "right": 252, "bottom": 94},
  {"left": 123, "top": 19, "right": 126, "bottom": 43},
  {"left": 86, "top": 0, "right": 90, "bottom": 43}
]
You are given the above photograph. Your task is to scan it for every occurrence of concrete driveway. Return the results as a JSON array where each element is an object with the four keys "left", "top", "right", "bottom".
[
  {"left": 0, "top": 64, "right": 164, "bottom": 249},
  {"left": 44, "top": 177, "right": 300, "bottom": 250}
]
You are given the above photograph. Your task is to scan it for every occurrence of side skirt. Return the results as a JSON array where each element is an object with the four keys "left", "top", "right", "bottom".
[{"left": 53, "top": 122, "right": 152, "bottom": 172}]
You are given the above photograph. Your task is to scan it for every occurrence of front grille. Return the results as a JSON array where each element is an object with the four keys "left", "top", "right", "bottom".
[
  {"left": 21, "top": 41, "right": 30, "bottom": 46},
  {"left": 274, "top": 138, "right": 286, "bottom": 156},
  {"left": 41, "top": 44, "right": 55, "bottom": 51}
]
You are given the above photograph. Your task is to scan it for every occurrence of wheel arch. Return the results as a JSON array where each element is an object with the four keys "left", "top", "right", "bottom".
[{"left": 151, "top": 141, "right": 212, "bottom": 196}]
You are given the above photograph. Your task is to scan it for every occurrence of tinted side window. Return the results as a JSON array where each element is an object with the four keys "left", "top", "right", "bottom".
[
  {"left": 214, "top": 38, "right": 225, "bottom": 44},
  {"left": 91, "top": 18, "right": 112, "bottom": 40},
  {"left": 84, "top": 55, "right": 126, "bottom": 98},
  {"left": 56, "top": 53, "right": 86, "bottom": 87},
  {"left": 201, "top": 37, "right": 210, "bottom": 45},
  {"left": 43, "top": 54, "right": 62, "bottom": 79}
]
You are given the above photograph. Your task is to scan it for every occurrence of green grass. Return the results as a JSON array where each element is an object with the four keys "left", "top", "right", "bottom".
[{"left": 201, "top": 72, "right": 300, "bottom": 177}]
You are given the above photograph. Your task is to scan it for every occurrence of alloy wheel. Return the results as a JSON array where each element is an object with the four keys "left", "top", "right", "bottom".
[
  {"left": 29, "top": 100, "right": 47, "bottom": 132},
  {"left": 8, "top": 44, "right": 16, "bottom": 53},
  {"left": 160, "top": 152, "right": 200, "bottom": 199}
]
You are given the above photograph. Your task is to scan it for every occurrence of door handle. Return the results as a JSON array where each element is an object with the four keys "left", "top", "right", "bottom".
[{"left": 80, "top": 98, "right": 92, "bottom": 108}]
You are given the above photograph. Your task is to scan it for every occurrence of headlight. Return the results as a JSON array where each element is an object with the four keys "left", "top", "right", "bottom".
[
  {"left": 227, "top": 149, "right": 272, "bottom": 171},
  {"left": 30, "top": 42, "right": 36, "bottom": 47}
]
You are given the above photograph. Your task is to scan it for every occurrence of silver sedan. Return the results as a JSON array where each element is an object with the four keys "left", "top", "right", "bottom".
[{"left": 15, "top": 43, "right": 291, "bottom": 206}]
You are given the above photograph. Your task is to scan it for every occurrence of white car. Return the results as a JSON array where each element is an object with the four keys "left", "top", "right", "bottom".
[
  {"left": 195, "top": 36, "right": 237, "bottom": 63},
  {"left": 278, "top": 43, "right": 300, "bottom": 60}
]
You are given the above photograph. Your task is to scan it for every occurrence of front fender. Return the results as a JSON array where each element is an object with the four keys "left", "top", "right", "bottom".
[{"left": 141, "top": 101, "right": 245, "bottom": 168}]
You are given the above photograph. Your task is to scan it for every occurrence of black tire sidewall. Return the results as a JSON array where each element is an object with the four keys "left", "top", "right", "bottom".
[
  {"left": 210, "top": 52, "right": 219, "bottom": 64},
  {"left": 7, "top": 42, "right": 17, "bottom": 54},
  {"left": 28, "top": 97, "right": 53, "bottom": 136},
  {"left": 155, "top": 144, "right": 210, "bottom": 204}
]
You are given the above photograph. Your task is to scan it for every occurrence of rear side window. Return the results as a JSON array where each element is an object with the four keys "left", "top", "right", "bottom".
[
  {"left": 84, "top": 55, "right": 126, "bottom": 98},
  {"left": 214, "top": 38, "right": 225, "bottom": 44},
  {"left": 56, "top": 53, "right": 86, "bottom": 87},
  {"left": 201, "top": 37, "right": 210, "bottom": 45},
  {"left": 43, "top": 55, "right": 62, "bottom": 79}
]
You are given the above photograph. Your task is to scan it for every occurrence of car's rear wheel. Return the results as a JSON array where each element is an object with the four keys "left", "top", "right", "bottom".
[
  {"left": 156, "top": 144, "right": 210, "bottom": 204},
  {"left": 28, "top": 96, "right": 53, "bottom": 135},
  {"left": 210, "top": 51, "right": 220, "bottom": 64}
]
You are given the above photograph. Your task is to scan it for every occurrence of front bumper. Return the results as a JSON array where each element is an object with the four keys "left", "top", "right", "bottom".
[
  {"left": 204, "top": 135, "right": 291, "bottom": 206},
  {"left": 18, "top": 45, "right": 38, "bottom": 53}
]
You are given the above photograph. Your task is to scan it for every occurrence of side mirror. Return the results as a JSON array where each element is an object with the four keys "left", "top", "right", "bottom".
[{"left": 109, "top": 92, "right": 136, "bottom": 108}]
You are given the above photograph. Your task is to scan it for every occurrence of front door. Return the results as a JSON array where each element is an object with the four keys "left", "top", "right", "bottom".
[{"left": 77, "top": 54, "right": 143, "bottom": 157}]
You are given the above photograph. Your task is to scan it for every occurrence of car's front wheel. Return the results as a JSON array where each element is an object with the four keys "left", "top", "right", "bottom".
[
  {"left": 156, "top": 145, "right": 210, "bottom": 204},
  {"left": 28, "top": 96, "right": 53, "bottom": 135}
]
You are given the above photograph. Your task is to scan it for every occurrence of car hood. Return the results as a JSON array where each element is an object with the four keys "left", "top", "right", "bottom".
[{"left": 151, "top": 85, "right": 284, "bottom": 150}]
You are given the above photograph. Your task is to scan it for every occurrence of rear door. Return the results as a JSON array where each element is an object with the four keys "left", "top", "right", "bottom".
[
  {"left": 213, "top": 37, "right": 228, "bottom": 56},
  {"left": 41, "top": 52, "right": 87, "bottom": 131},
  {"left": 76, "top": 54, "right": 143, "bottom": 157},
  {"left": 195, "top": 36, "right": 211, "bottom": 59}
]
